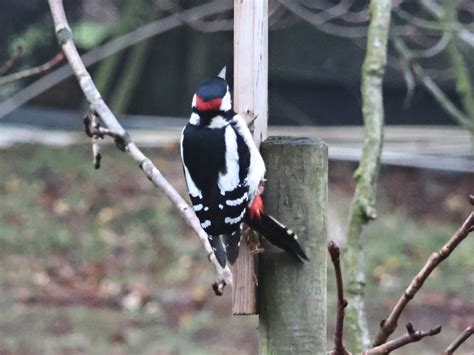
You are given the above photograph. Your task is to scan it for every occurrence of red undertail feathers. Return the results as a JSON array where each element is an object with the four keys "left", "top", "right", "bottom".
[{"left": 247, "top": 194, "right": 264, "bottom": 221}]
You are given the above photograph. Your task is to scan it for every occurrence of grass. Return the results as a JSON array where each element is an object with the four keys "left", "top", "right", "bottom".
[{"left": 0, "top": 144, "right": 472, "bottom": 354}]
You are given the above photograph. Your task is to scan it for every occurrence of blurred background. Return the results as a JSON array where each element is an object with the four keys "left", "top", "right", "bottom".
[{"left": 0, "top": 0, "right": 473, "bottom": 354}]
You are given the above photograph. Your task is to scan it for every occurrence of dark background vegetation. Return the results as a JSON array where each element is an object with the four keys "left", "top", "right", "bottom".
[{"left": 1, "top": 0, "right": 470, "bottom": 125}]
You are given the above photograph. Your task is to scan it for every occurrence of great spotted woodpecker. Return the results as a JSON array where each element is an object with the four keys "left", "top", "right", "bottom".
[{"left": 180, "top": 68, "right": 308, "bottom": 267}]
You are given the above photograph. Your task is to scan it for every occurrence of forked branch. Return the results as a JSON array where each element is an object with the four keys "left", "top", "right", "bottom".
[
  {"left": 47, "top": 0, "right": 232, "bottom": 294},
  {"left": 363, "top": 322, "right": 441, "bottom": 354},
  {"left": 372, "top": 198, "right": 474, "bottom": 346}
]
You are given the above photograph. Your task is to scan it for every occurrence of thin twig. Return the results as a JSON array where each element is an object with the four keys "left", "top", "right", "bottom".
[
  {"left": 0, "top": 52, "right": 64, "bottom": 86},
  {"left": 364, "top": 322, "right": 441, "bottom": 354},
  {"left": 294, "top": 0, "right": 369, "bottom": 23},
  {"left": 83, "top": 113, "right": 102, "bottom": 169},
  {"left": 443, "top": 324, "right": 474, "bottom": 355},
  {"left": 154, "top": 0, "right": 233, "bottom": 32},
  {"left": 393, "top": 37, "right": 474, "bottom": 130},
  {"left": 328, "top": 241, "right": 351, "bottom": 355},
  {"left": 392, "top": 5, "right": 441, "bottom": 30},
  {"left": 48, "top": 0, "right": 233, "bottom": 294},
  {"left": 372, "top": 203, "right": 474, "bottom": 346},
  {"left": 0, "top": 46, "right": 22, "bottom": 76},
  {"left": 278, "top": 0, "right": 369, "bottom": 38},
  {"left": 407, "top": 31, "right": 451, "bottom": 59}
]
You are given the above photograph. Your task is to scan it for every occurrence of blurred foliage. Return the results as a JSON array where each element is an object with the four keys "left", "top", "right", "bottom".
[
  {"left": 71, "top": 22, "right": 113, "bottom": 50},
  {"left": 8, "top": 20, "right": 54, "bottom": 57}
]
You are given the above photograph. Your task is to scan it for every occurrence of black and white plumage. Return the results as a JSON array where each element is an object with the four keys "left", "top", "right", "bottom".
[{"left": 180, "top": 68, "right": 308, "bottom": 267}]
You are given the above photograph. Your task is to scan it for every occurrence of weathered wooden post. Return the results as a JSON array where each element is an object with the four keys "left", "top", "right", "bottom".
[
  {"left": 233, "top": 2, "right": 328, "bottom": 352},
  {"left": 259, "top": 136, "right": 328, "bottom": 354},
  {"left": 232, "top": 0, "right": 268, "bottom": 314}
]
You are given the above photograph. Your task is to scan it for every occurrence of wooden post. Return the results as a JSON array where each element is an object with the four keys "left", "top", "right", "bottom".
[
  {"left": 259, "top": 136, "right": 328, "bottom": 354},
  {"left": 232, "top": 0, "right": 268, "bottom": 314}
]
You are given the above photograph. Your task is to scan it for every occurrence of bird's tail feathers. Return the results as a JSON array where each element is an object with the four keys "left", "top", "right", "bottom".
[
  {"left": 224, "top": 230, "right": 241, "bottom": 265},
  {"left": 208, "top": 235, "right": 226, "bottom": 268},
  {"left": 246, "top": 211, "right": 308, "bottom": 262}
]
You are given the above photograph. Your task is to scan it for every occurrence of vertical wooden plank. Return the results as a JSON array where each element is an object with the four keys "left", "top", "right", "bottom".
[
  {"left": 232, "top": 0, "right": 268, "bottom": 315},
  {"left": 259, "top": 136, "right": 328, "bottom": 354}
]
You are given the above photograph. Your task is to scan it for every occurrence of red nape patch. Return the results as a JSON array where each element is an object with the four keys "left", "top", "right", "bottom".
[
  {"left": 196, "top": 96, "right": 222, "bottom": 111},
  {"left": 248, "top": 194, "right": 264, "bottom": 221}
]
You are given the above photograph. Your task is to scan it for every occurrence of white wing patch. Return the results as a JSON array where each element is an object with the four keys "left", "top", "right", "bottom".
[
  {"left": 217, "top": 125, "right": 240, "bottom": 194},
  {"left": 226, "top": 192, "right": 248, "bottom": 206},
  {"left": 201, "top": 220, "right": 211, "bottom": 229},
  {"left": 224, "top": 209, "right": 246, "bottom": 225},
  {"left": 232, "top": 115, "right": 266, "bottom": 201},
  {"left": 193, "top": 204, "right": 203, "bottom": 211}
]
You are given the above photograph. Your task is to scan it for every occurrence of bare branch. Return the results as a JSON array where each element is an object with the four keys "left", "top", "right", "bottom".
[
  {"left": 301, "top": 0, "right": 357, "bottom": 24},
  {"left": 0, "top": 52, "right": 64, "bottom": 86},
  {"left": 364, "top": 322, "right": 442, "bottom": 354},
  {"left": 328, "top": 241, "right": 351, "bottom": 355},
  {"left": 407, "top": 31, "right": 451, "bottom": 58},
  {"left": 47, "top": 0, "right": 233, "bottom": 294},
  {"left": 155, "top": 0, "right": 233, "bottom": 32},
  {"left": 0, "top": 46, "right": 22, "bottom": 76},
  {"left": 393, "top": 37, "right": 474, "bottom": 130},
  {"left": 278, "top": 0, "right": 369, "bottom": 38},
  {"left": 298, "top": 0, "right": 369, "bottom": 23},
  {"left": 395, "top": 48, "right": 415, "bottom": 107},
  {"left": 444, "top": 324, "right": 474, "bottom": 355},
  {"left": 83, "top": 112, "right": 102, "bottom": 169},
  {"left": 459, "top": 29, "right": 474, "bottom": 47},
  {"left": 442, "top": 0, "right": 474, "bottom": 126},
  {"left": 392, "top": 5, "right": 441, "bottom": 31},
  {"left": 420, "top": 0, "right": 444, "bottom": 18},
  {"left": 372, "top": 207, "right": 474, "bottom": 346}
]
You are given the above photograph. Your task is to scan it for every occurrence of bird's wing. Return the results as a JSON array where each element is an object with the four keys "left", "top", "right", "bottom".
[
  {"left": 181, "top": 123, "right": 250, "bottom": 235},
  {"left": 231, "top": 115, "right": 266, "bottom": 202}
]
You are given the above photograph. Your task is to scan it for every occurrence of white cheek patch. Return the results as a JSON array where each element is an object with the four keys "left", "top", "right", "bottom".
[{"left": 220, "top": 90, "right": 232, "bottom": 111}]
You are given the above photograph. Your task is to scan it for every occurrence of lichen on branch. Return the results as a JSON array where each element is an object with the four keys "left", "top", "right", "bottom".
[{"left": 341, "top": 0, "right": 391, "bottom": 351}]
